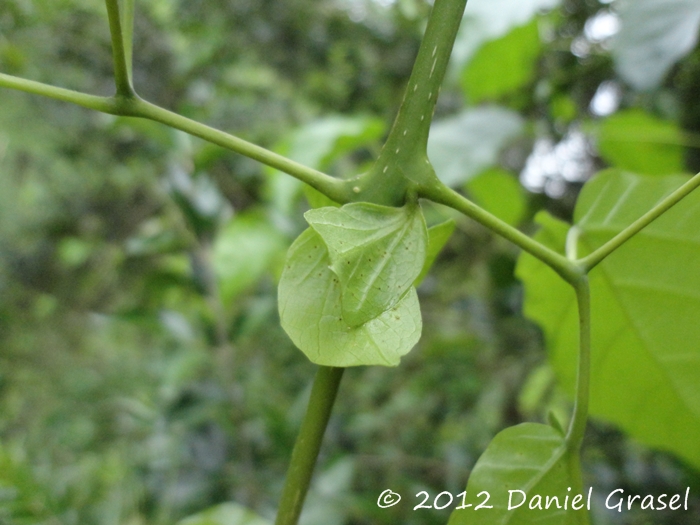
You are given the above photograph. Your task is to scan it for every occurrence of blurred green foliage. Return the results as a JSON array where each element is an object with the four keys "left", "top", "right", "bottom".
[{"left": 1, "top": 0, "right": 699, "bottom": 524}]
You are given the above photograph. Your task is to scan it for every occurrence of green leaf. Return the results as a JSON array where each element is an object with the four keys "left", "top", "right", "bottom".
[
  {"left": 612, "top": 0, "right": 700, "bottom": 90},
  {"left": 278, "top": 228, "right": 422, "bottom": 367},
  {"left": 596, "top": 109, "right": 685, "bottom": 175},
  {"left": 428, "top": 107, "right": 525, "bottom": 186},
  {"left": 447, "top": 423, "right": 587, "bottom": 525},
  {"left": 304, "top": 203, "right": 427, "bottom": 327},
  {"left": 517, "top": 169, "right": 700, "bottom": 468},
  {"left": 462, "top": 20, "right": 541, "bottom": 104},
  {"left": 213, "top": 211, "right": 287, "bottom": 303},
  {"left": 178, "top": 502, "right": 271, "bottom": 525},
  {"left": 466, "top": 168, "right": 527, "bottom": 226},
  {"left": 415, "top": 219, "right": 456, "bottom": 285}
]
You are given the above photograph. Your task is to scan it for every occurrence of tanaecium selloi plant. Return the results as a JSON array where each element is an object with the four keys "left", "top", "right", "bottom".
[{"left": 2, "top": 1, "right": 700, "bottom": 524}]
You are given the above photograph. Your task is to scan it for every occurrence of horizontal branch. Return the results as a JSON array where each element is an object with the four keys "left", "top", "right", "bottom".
[
  {"left": 421, "top": 182, "right": 582, "bottom": 284},
  {"left": 132, "top": 98, "right": 351, "bottom": 203},
  {"left": 0, "top": 73, "right": 352, "bottom": 203},
  {"left": 0, "top": 72, "right": 117, "bottom": 113}
]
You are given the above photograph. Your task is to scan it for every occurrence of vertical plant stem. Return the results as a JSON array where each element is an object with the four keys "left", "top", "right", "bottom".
[
  {"left": 104, "top": 0, "right": 134, "bottom": 96},
  {"left": 120, "top": 0, "right": 136, "bottom": 79},
  {"left": 380, "top": 0, "right": 468, "bottom": 153},
  {"left": 353, "top": 0, "right": 469, "bottom": 205},
  {"left": 566, "top": 276, "right": 591, "bottom": 452},
  {"left": 566, "top": 276, "right": 592, "bottom": 525},
  {"left": 275, "top": 366, "right": 345, "bottom": 525},
  {"left": 566, "top": 451, "right": 591, "bottom": 525}
]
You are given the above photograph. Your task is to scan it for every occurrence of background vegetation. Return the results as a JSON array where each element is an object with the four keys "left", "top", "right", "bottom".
[{"left": 0, "top": 0, "right": 699, "bottom": 523}]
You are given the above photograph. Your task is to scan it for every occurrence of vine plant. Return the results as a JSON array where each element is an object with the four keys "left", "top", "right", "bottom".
[{"left": 1, "top": 0, "right": 699, "bottom": 523}]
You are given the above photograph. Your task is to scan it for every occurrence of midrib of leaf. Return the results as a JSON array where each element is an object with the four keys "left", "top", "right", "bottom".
[
  {"left": 502, "top": 446, "right": 568, "bottom": 519},
  {"left": 342, "top": 217, "right": 414, "bottom": 312},
  {"left": 488, "top": 446, "right": 567, "bottom": 500},
  {"left": 314, "top": 214, "right": 407, "bottom": 246},
  {"left": 455, "top": 423, "right": 575, "bottom": 525}
]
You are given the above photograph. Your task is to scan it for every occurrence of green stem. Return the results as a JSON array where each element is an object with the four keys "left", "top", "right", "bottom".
[
  {"left": 423, "top": 182, "right": 582, "bottom": 283},
  {"left": 381, "top": 0, "right": 468, "bottom": 154},
  {"left": 565, "top": 277, "right": 591, "bottom": 452},
  {"left": 353, "top": 0, "right": 469, "bottom": 205},
  {"left": 275, "top": 366, "right": 345, "bottom": 525},
  {"left": 105, "top": 0, "right": 134, "bottom": 96},
  {"left": 566, "top": 451, "right": 591, "bottom": 525},
  {"left": 120, "top": 0, "right": 136, "bottom": 79},
  {"left": 0, "top": 74, "right": 351, "bottom": 202},
  {"left": 132, "top": 98, "right": 352, "bottom": 203},
  {"left": 0, "top": 73, "right": 117, "bottom": 113},
  {"left": 579, "top": 171, "right": 700, "bottom": 272}
]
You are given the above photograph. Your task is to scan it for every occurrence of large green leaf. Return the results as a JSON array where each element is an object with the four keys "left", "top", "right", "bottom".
[
  {"left": 517, "top": 169, "right": 700, "bottom": 468},
  {"left": 462, "top": 20, "right": 541, "bottom": 104},
  {"left": 447, "top": 423, "right": 587, "bottom": 525},
  {"left": 278, "top": 228, "right": 421, "bottom": 367},
  {"left": 612, "top": 0, "right": 700, "bottom": 90},
  {"left": 305, "top": 203, "right": 427, "bottom": 327},
  {"left": 596, "top": 109, "right": 684, "bottom": 175}
]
